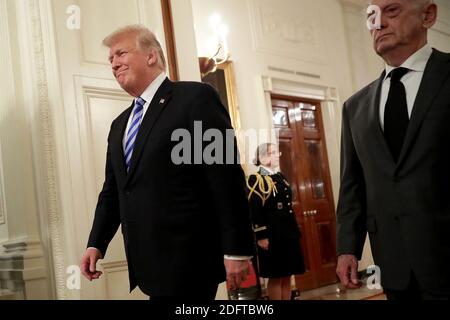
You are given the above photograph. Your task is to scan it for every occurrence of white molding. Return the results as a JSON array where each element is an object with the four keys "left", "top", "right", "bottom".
[
  {"left": 247, "top": 0, "right": 326, "bottom": 65},
  {"left": 73, "top": 75, "right": 131, "bottom": 223},
  {"left": 171, "top": 0, "right": 201, "bottom": 81},
  {"left": 0, "top": 0, "right": 14, "bottom": 227},
  {"left": 0, "top": 144, "right": 6, "bottom": 225},
  {"left": 15, "top": 0, "right": 66, "bottom": 299},
  {"left": 0, "top": 237, "right": 49, "bottom": 299},
  {"left": 262, "top": 75, "right": 339, "bottom": 102}
]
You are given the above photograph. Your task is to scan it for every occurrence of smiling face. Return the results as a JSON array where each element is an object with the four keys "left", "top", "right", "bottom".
[
  {"left": 369, "top": 0, "right": 437, "bottom": 65},
  {"left": 108, "top": 32, "right": 158, "bottom": 97}
]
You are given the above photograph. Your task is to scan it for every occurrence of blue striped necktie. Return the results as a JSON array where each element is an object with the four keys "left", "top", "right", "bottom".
[{"left": 124, "top": 97, "right": 146, "bottom": 171}]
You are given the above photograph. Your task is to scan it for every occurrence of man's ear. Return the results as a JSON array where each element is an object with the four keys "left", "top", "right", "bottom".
[
  {"left": 147, "top": 49, "right": 158, "bottom": 67},
  {"left": 423, "top": 4, "right": 437, "bottom": 29}
]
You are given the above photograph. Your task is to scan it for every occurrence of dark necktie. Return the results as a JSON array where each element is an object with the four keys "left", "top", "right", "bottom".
[{"left": 384, "top": 67, "right": 410, "bottom": 162}]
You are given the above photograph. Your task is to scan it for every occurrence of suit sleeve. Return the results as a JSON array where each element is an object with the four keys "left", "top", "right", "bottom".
[
  {"left": 87, "top": 122, "right": 121, "bottom": 258},
  {"left": 190, "top": 83, "right": 255, "bottom": 257},
  {"left": 247, "top": 174, "right": 269, "bottom": 241},
  {"left": 336, "top": 103, "right": 367, "bottom": 260}
]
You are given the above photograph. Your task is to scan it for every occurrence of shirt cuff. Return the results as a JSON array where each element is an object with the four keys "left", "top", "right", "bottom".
[{"left": 224, "top": 255, "right": 253, "bottom": 260}]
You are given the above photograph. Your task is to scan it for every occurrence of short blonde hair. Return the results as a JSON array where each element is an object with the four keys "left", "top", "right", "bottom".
[{"left": 103, "top": 24, "right": 166, "bottom": 71}]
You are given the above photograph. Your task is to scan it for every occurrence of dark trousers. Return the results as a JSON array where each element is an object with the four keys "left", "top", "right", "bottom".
[
  {"left": 384, "top": 272, "right": 450, "bottom": 300},
  {"left": 150, "top": 284, "right": 218, "bottom": 301}
]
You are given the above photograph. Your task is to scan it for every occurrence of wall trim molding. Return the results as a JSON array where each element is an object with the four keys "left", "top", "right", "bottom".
[
  {"left": 15, "top": 0, "right": 67, "bottom": 299},
  {"left": 0, "top": 237, "right": 48, "bottom": 299},
  {"left": 262, "top": 75, "right": 339, "bottom": 102},
  {"left": 0, "top": 0, "right": 12, "bottom": 227},
  {"left": 0, "top": 142, "right": 6, "bottom": 226}
]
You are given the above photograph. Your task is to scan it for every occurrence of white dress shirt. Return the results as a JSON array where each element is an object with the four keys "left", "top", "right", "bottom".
[
  {"left": 122, "top": 71, "right": 167, "bottom": 148},
  {"left": 259, "top": 165, "right": 279, "bottom": 175},
  {"left": 379, "top": 44, "right": 433, "bottom": 130}
]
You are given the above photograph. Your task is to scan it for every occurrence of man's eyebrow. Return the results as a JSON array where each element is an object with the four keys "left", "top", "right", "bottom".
[
  {"left": 108, "top": 48, "right": 122, "bottom": 61},
  {"left": 382, "top": 2, "right": 402, "bottom": 11}
]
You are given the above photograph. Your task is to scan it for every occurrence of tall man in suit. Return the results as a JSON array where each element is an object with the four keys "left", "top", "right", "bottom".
[
  {"left": 80, "top": 25, "right": 254, "bottom": 299},
  {"left": 336, "top": 0, "right": 450, "bottom": 299}
]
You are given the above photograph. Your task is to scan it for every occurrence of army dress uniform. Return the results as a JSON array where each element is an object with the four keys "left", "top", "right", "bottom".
[{"left": 247, "top": 167, "right": 305, "bottom": 278}]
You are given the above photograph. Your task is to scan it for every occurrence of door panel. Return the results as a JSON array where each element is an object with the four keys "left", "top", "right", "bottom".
[{"left": 272, "top": 96, "right": 337, "bottom": 291}]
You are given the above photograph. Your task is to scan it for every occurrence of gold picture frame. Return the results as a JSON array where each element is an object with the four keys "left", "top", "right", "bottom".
[
  {"left": 201, "top": 61, "right": 241, "bottom": 131},
  {"left": 200, "top": 60, "right": 247, "bottom": 170}
]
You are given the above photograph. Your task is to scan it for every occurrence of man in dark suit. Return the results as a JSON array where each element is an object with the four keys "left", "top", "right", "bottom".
[
  {"left": 336, "top": 0, "right": 450, "bottom": 299},
  {"left": 80, "top": 25, "right": 254, "bottom": 299}
]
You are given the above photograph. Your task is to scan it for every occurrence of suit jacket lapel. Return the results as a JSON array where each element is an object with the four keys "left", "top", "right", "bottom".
[
  {"left": 396, "top": 49, "right": 450, "bottom": 168},
  {"left": 125, "top": 78, "right": 173, "bottom": 184}
]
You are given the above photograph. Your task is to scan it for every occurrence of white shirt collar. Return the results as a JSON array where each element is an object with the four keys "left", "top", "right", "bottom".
[
  {"left": 135, "top": 72, "right": 167, "bottom": 105},
  {"left": 260, "top": 166, "right": 277, "bottom": 175},
  {"left": 384, "top": 44, "right": 433, "bottom": 80}
]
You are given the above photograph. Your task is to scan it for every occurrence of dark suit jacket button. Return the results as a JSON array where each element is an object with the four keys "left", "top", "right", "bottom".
[{"left": 125, "top": 190, "right": 131, "bottom": 196}]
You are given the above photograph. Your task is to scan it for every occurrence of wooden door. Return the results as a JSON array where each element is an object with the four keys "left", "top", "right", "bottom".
[{"left": 272, "top": 95, "right": 337, "bottom": 291}]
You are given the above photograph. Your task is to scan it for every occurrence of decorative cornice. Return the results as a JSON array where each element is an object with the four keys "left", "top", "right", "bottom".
[{"left": 262, "top": 75, "right": 339, "bottom": 102}]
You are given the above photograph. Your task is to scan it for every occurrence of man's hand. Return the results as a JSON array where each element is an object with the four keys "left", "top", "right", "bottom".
[
  {"left": 257, "top": 239, "right": 269, "bottom": 250},
  {"left": 80, "top": 248, "right": 103, "bottom": 281},
  {"left": 224, "top": 259, "right": 251, "bottom": 290},
  {"left": 336, "top": 254, "right": 361, "bottom": 289}
]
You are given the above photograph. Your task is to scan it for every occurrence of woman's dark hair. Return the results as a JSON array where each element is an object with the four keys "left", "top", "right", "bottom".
[{"left": 254, "top": 143, "right": 275, "bottom": 166}]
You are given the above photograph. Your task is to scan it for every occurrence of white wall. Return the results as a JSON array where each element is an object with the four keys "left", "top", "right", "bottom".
[
  {"left": 191, "top": 0, "right": 357, "bottom": 193},
  {"left": 430, "top": 0, "right": 450, "bottom": 52}
]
